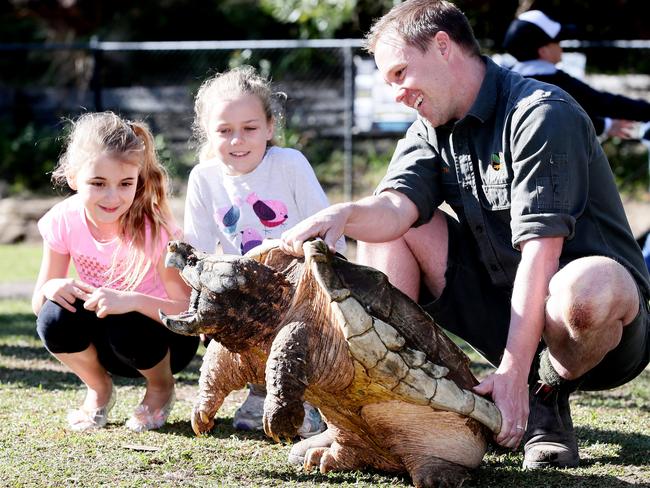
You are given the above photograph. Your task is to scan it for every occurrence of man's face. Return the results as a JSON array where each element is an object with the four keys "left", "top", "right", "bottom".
[
  {"left": 374, "top": 33, "right": 454, "bottom": 127},
  {"left": 538, "top": 41, "right": 563, "bottom": 64}
]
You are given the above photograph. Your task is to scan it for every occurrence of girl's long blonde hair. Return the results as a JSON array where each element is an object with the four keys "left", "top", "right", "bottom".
[{"left": 52, "top": 111, "right": 177, "bottom": 290}]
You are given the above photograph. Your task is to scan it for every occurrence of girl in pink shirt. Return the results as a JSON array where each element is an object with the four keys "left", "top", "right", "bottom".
[{"left": 32, "top": 112, "right": 198, "bottom": 432}]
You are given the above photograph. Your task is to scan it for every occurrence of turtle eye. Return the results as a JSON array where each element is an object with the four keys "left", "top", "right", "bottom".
[{"left": 188, "top": 254, "right": 198, "bottom": 266}]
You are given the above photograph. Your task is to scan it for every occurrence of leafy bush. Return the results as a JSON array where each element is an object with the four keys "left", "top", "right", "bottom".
[
  {"left": 0, "top": 120, "right": 63, "bottom": 196},
  {"left": 602, "top": 139, "right": 650, "bottom": 194}
]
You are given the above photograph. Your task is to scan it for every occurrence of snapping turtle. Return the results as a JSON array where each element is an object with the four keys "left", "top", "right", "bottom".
[{"left": 161, "top": 239, "right": 501, "bottom": 488}]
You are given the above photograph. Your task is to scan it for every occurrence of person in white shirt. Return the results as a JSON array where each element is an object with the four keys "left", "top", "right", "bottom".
[{"left": 185, "top": 65, "right": 344, "bottom": 442}]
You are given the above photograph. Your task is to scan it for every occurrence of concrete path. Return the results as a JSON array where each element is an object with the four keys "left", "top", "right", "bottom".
[{"left": 0, "top": 282, "right": 34, "bottom": 300}]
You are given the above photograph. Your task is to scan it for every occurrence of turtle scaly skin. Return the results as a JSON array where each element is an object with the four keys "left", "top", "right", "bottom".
[{"left": 161, "top": 240, "right": 501, "bottom": 488}]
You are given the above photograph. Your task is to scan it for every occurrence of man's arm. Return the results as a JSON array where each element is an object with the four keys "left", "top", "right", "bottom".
[
  {"left": 553, "top": 70, "right": 650, "bottom": 124},
  {"left": 475, "top": 235, "right": 563, "bottom": 448},
  {"left": 280, "top": 190, "right": 419, "bottom": 256}
]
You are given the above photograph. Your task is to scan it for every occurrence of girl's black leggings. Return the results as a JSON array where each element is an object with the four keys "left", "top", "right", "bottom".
[{"left": 36, "top": 299, "right": 199, "bottom": 378}]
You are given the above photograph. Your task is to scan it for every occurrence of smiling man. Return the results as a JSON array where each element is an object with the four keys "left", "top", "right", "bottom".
[{"left": 280, "top": 0, "right": 650, "bottom": 470}]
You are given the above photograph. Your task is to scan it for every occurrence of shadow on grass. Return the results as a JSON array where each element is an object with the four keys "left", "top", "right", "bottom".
[
  {"left": 482, "top": 426, "right": 649, "bottom": 468},
  {"left": 0, "top": 313, "right": 38, "bottom": 337},
  {"left": 576, "top": 425, "right": 650, "bottom": 466},
  {"left": 0, "top": 364, "right": 81, "bottom": 389},
  {"left": 0, "top": 343, "right": 50, "bottom": 360},
  {"left": 472, "top": 463, "right": 643, "bottom": 487},
  {"left": 258, "top": 459, "right": 644, "bottom": 488},
  {"left": 257, "top": 467, "right": 412, "bottom": 486},
  {"left": 158, "top": 417, "right": 274, "bottom": 442},
  {"left": 0, "top": 350, "right": 202, "bottom": 389}
]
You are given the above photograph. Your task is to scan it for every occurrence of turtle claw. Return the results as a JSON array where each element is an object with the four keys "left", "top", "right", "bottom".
[
  {"left": 263, "top": 415, "right": 290, "bottom": 444},
  {"left": 191, "top": 407, "right": 215, "bottom": 436}
]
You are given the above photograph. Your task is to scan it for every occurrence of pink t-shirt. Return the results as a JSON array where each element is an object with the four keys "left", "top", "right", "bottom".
[{"left": 37, "top": 194, "right": 178, "bottom": 299}]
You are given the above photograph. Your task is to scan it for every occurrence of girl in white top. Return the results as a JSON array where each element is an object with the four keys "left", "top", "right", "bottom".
[
  {"left": 185, "top": 65, "right": 343, "bottom": 436},
  {"left": 33, "top": 112, "right": 199, "bottom": 432}
]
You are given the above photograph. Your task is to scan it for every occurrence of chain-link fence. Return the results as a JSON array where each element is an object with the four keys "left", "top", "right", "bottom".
[
  {"left": 1, "top": 39, "right": 383, "bottom": 199},
  {"left": 2, "top": 38, "right": 650, "bottom": 198}
]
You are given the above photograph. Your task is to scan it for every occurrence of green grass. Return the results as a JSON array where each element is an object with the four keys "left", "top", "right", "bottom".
[
  {"left": 1, "top": 299, "right": 648, "bottom": 487},
  {"left": 0, "top": 243, "right": 42, "bottom": 283}
]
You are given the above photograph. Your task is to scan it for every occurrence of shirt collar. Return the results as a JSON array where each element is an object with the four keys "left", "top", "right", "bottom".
[{"left": 464, "top": 56, "right": 500, "bottom": 124}]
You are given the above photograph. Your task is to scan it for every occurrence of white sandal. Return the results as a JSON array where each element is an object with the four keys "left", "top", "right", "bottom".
[
  {"left": 67, "top": 386, "right": 116, "bottom": 432},
  {"left": 126, "top": 390, "right": 175, "bottom": 432}
]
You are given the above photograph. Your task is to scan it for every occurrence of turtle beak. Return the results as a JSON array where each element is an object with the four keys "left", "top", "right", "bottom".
[{"left": 159, "top": 309, "right": 203, "bottom": 336}]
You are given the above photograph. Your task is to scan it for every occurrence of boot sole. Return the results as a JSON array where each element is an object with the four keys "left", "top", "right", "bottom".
[{"left": 523, "top": 458, "right": 579, "bottom": 469}]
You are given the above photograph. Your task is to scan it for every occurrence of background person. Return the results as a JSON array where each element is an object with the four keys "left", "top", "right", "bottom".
[
  {"left": 280, "top": 0, "right": 650, "bottom": 470},
  {"left": 502, "top": 9, "right": 650, "bottom": 140},
  {"left": 32, "top": 112, "right": 200, "bottom": 432}
]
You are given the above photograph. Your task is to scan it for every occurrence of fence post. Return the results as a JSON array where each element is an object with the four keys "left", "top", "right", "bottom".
[
  {"left": 342, "top": 43, "right": 354, "bottom": 201},
  {"left": 89, "top": 36, "right": 103, "bottom": 111}
]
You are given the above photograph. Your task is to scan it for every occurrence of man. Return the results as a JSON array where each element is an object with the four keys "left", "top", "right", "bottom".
[
  {"left": 503, "top": 9, "right": 650, "bottom": 140},
  {"left": 281, "top": 0, "right": 650, "bottom": 470}
]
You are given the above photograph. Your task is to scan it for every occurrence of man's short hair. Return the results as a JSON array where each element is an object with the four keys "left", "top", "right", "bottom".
[{"left": 364, "top": 0, "right": 481, "bottom": 57}]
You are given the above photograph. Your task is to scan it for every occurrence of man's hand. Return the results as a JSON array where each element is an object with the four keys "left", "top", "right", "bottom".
[
  {"left": 280, "top": 203, "right": 351, "bottom": 256},
  {"left": 474, "top": 363, "right": 530, "bottom": 449},
  {"left": 41, "top": 278, "right": 95, "bottom": 313},
  {"left": 83, "top": 287, "right": 134, "bottom": 318}
]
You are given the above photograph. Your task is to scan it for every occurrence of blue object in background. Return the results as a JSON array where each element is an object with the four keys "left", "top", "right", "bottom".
[{"left": 643, "top": 233, "right": 650, "bottom": 272}]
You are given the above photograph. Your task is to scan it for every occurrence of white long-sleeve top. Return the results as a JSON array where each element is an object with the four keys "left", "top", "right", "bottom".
[{"left": 184, "top": 145, "right": 345, "bottom": 255}]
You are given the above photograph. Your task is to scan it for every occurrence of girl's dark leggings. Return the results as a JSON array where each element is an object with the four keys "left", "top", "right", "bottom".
[{"left": 36, "top": 299, "right": 199, "bottom": 378}]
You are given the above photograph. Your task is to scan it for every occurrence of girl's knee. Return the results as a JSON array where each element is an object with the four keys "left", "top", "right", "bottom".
[{"left": 36, "top": 300, "right": 80, "bottom": 351}]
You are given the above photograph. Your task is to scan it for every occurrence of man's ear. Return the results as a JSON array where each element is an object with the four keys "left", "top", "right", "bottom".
[{"left": 434, "top": 31, "right": 451, "bottom": 58}]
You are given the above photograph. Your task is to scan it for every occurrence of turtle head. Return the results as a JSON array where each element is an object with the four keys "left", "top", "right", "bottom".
[
  {"left": 165, "top": 240, "right": 204, "bottom": 270},
  {"left": 160, "top": 253, "right": 296, "bottom": 352}
]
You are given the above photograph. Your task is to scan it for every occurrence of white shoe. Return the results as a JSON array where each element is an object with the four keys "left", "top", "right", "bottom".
[
  {"left": 67, "top": 386, "right": 116, "bottom": 432},
  {"left": 126, "top": 390, "right": 175, "bottom": 432},
  {"left": 233, "top": 387, "right": 265, "bottom": 431}
]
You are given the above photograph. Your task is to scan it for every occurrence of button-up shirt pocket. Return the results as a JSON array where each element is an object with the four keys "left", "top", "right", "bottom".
[
  {"left": 534, "top": 153, "right": 569, "bottom": 212},
  {"left": 481, "top": 182, "right": 511, "bottom": 210},
  {"left": 479, "top": 154, "right": 511, "bottom": 210}
]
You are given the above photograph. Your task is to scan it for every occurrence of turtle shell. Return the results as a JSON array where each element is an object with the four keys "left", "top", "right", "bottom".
[{"left": 301, "top": 239, "right": 502, "bottom": 434}]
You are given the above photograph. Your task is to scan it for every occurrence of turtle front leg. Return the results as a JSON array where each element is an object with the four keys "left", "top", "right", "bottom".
[
  {"left": 192, "top": 340, "right": 250, "bottom": 436},
  {"left": 263, "top": 320, "right": 311, "bottom": 441}
]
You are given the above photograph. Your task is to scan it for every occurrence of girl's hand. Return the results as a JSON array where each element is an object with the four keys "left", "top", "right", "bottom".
[
  {"left": 41, "top": 278, "right": 95, "bottom": 313},
  {"left": 84, "top": 288, "right": 134, "bottom": 318}
]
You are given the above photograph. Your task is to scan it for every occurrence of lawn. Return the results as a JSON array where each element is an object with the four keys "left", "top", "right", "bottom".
[
  {"left": 1, "top": 297, "right": 648, "bottom": 488},
  {"left": 0, "top": 243, "right": 43, "bottom": 282}
]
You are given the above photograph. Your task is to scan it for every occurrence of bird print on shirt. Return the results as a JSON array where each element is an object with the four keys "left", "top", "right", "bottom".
[
  {"left": 240, "top": 227, "right": 264, "bottom": 255},
  {"left": 246, "top": 192, "right": 288, "bottom": 230},
  {"left": 216, "top": 198, "right": 242, "bottom": 235}
]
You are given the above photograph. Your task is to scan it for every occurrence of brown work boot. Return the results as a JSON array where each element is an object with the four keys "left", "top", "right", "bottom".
[{"left": 523, "top": 382, "right": 579, "bottom": 469}]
